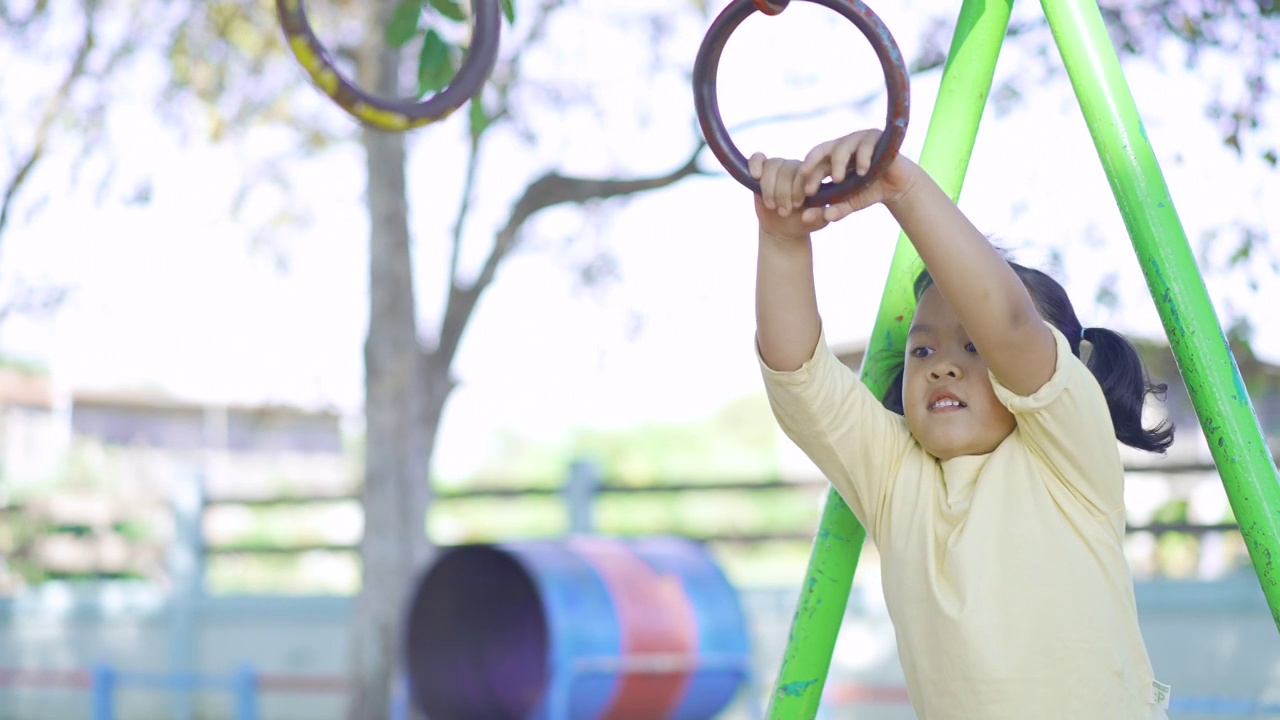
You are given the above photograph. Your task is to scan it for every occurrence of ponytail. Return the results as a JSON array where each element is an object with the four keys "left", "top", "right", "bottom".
[{"left": 1081, "top": 326, "right": 1174, "bottom": 453}]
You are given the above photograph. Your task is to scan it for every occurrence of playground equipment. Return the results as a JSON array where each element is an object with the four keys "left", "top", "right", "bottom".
[
  {"left": 89, "top": 664, "right": 259, "bottom": 720},
  {"left": 403, "top": 536, "right": 751, "bottom": 719},
  {"left": 693, "top": 0, "right": 1280, "bottom": 717},
  {"left": 693, "top": 0, "right": 910, "bottom": 207},
  {"left": 275, "top": 0, "right": 501, "bottom": 131},
  {"left": 84, "top": 663, "right": 388, "bottom": 720}
]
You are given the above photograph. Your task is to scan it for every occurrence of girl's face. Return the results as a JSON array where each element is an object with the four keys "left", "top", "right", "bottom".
[{"left": 902, "top": 286, "right": 1017, "bottom": 460}]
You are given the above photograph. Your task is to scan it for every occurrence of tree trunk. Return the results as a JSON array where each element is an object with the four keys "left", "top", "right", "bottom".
[{"left": 346, "top": 0, "right": 438, "bottom": 716}]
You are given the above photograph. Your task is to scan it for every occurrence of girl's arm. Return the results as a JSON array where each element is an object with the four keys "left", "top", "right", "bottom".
[
  {"left": 755, "top": 227, "right": 820, "bottom": 372},
  {"left": 748, "top": 151, "right": 911, "bottom": 537},
  {"left": 885, "top": 170, "right": 1055, "bottom": 395},
  {"left": 750, "top": 153, "right": 828, "bottom": 372},
  {"left": 795, "top": 130, "right": 1057, "bottom": 396}
]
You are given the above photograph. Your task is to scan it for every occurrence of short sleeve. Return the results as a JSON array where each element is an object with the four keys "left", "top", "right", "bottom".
[
  {"left": 758, "top": 329, "right": 913, "bottom": 538},
  {"left": 989, "top": 324, "right": 1126, "bottom": 514}
]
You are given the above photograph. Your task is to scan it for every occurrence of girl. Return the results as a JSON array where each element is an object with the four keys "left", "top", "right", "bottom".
[{"left": 751, "top": 129, "right": 1173, "bottom": 719}]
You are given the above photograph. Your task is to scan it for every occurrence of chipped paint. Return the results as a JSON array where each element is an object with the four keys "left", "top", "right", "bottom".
[
  {"left": 1145, "top": 260, "right": 1187, "bottom": 337},
  {"left": 778, "top": 679, "right": 819, "bottom": 697}
]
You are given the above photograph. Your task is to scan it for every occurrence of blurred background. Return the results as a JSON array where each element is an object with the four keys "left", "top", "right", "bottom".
[{"left": 0, "top": 0, "right": 1277, "bottom": 717}]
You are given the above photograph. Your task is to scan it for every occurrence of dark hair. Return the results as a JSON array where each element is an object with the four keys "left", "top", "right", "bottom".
[{"left": 877, "top": 263, "right": 1174, "bottom": 453}]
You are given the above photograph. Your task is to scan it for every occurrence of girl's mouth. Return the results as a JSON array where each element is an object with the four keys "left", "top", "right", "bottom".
[{"left": 928, "top": 397, "right": 966, "bottom": 412}]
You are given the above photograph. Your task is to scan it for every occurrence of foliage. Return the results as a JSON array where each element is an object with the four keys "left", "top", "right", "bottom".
[{"left": 915, "top": 0, "right": 1279, "bottom": 290}]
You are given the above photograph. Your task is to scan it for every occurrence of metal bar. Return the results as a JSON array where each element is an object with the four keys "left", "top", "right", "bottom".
[
  {"left": 91, "top": 664, "right": 114, "bottom": 720},
  {"left": 116, "top": 670, "right": 231, "bottom": 691},
  {"left": 257, "top": 674, "right": 349, "bottom": 693},
  {"left": 202, "top": 521, "right": 1241, "bottom": 557},
  {"left": 1040, "top": 0, "right": 1280, "bottom": 629},
  {"left": 169, "top": 468, "right": 204, "bottom": 720},
  {"left": 764, "top": 1, "right": 1014, "bottom": 716},
  {"left": 195, "top": 459, "right": 1249, "bottom": 506},
  {"left": 204, "top": 545, "right": 360, "bottom": 554},
  {"left": 233, "top": 664, "right": 259, "bottom": 720}
]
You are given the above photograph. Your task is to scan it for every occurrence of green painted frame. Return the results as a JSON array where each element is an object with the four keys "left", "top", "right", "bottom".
[{"left": 764, "top": 0, "right": 1280, "bottom": 715}]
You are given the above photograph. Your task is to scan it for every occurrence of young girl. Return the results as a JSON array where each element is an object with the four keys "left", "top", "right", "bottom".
[{"left": 751, "top": 129, "right": 1174, "bottom": 719}]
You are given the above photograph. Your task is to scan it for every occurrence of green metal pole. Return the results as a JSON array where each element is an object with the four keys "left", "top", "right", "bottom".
[
  {"left": 1040, "top": 0, "right": 1280, "bottom": 629},
  {"left": 763, "top": 1, "right": 1013, "bottom": 716}
]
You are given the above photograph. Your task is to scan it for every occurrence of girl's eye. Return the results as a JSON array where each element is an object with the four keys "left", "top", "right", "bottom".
[
  {"left": 910, "top": 346, "right": 933, "bottom": 359},
  {"left": 965, "top": 342, "right": 978, "bottom": 354}
]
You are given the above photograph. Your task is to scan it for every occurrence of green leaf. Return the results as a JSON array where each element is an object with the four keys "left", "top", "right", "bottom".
[
  {"left": 1229, "top": 235, "right": 1255, "bottom": 267},
  {"left": 386, "top": 0, "right": 424, "bottom": 48},
  {"left": 500, "top": 0, "right": 515, "bottom": 24},
  {"left": 468, "top": 96, "right": 490, "bottom": 139},
  {"left": 427, "top": 0, "right": 467, "bottom": 22},
  {"left": 417, "top": 29, "right": 456, "bottom": 96}
]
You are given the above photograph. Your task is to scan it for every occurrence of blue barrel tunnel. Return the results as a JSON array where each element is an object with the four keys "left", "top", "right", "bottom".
[{"left": 404, "top": 536, "right": 752, "bottom": 719}]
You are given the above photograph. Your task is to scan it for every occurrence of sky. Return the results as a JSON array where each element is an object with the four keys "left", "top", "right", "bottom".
[{"left": 1, "top": 0, "right": 1277, "bottom": 481}]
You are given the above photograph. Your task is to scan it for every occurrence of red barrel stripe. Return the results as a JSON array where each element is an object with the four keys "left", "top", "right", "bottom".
[
  {"left": 0, "top": 668, "right": 91, "bottom": 688},
  {"left": 571, "top": 537, "right": 699, "bottom": 719}
]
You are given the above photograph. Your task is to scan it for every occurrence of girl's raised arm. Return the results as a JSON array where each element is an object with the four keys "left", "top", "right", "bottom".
[
  {"left": 750, "top": 153, "right": 829, "bottom": 372},
  {"left": 884, "top": 169, "right": 1055, "bottom": 396},
  {"left": 794, "top": 130, "right": 1056, "bottom": 396}
]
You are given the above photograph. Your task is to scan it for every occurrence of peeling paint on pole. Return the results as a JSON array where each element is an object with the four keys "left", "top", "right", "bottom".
[{"left": 1044, "top": 0, "right": 1280, "bottom": 630}]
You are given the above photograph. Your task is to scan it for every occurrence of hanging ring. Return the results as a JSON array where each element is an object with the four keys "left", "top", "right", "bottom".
[
  {"left": 693, "top": 0, "right": 910, "bottom": 207},
  {"left": 276, "top": 0, "right": 501, "bottom": 132},
  {"left": 753, "top": 0, "right": 789, "bottom": 16}
]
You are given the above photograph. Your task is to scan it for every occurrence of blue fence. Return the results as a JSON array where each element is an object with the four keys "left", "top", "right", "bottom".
[
  {"left": 6, "top": 663, "right": 1280, "bottom": 718},
  {"left": 84, "top": 663, "right": 408, "bottom": 720}
]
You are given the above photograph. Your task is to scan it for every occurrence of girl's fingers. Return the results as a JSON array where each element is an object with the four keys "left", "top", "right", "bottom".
[
  {"left": 829, "top": 139, "right": 857, "bottom": 183},
  {"left": 799, "top": 142, "right": 836, "bottom": 196},
  {"left": 783, "top": 166, "right": 803, "bottom": 212},
  {"left": 824, "top": 198, "right": 860, "bottom": 223},
  {"left": 800, "top": 207, "right": 825, "bottom": 225},
  {"left": 824, "top": 202, "right": 855, "bottom": 221},
  {"left": 748, "top": 152, "right": 766, "bottom": 180},
  {"left": 761, "top": 158, "right": 795, "bottom": 215},
  {"left": 774, "top": 161, "right": 801, "bottom": 216},
  {"left": 759, "top": 158, "right": 779, "bottom": 209},
  {"left": 854, "top": 137, "right": 876, "bottom": 178},
  {"left": 770, "top": 161, "right": 790, "bottom": 215},
  {"left": 798, "top": 141, "right": 833, "bottom": 177},
  {"left": 801, "top": 157, "right": 834, "bottom": 197}
]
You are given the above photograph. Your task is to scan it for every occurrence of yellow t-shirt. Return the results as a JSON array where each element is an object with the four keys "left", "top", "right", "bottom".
[{"left": 760, "top": 325, "right": 1164, "bottom": 719}]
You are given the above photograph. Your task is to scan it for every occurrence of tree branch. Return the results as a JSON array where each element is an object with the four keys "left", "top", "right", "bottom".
[
  {"left": 447, "top": 132, "right": 483, "bottom": 290},
  {"left": 433, "top": 141, "right": 707, "bottom": 364},
  {"left": 444, "top": 0, "right": 562, "bottom": 282},
  {"left": 0, "top": 0, "right": 99, "bottom": 244}
]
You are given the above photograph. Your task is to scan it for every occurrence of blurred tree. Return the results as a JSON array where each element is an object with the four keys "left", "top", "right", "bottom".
[
  {"left": 342, "top": 3, "right": 711, "bottom": 716},
  {"left": 1, "top": 1, "right": 1277, "bottom": 718}
]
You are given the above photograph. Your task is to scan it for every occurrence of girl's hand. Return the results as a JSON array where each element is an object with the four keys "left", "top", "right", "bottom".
[
  {"left": 749, "top": 152, "right": 831, "bottom": 240},
  {"left": 795, "top": 128, "right": 920, "bottom": 224}
]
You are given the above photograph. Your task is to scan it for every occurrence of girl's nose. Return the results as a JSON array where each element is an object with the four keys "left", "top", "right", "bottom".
[{"left": 928, "top": 357, "right": 962, "bottom": 381}]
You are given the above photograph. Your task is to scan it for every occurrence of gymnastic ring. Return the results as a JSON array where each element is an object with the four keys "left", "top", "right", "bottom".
[
  {"left": 753, "top": 0, "right": 789, "bottom": 16},
  {"left": 693, "top": 0, "right": 909, "bottom": 207},
  {"left": 276, "top": 0, "right": 500, "bottom": 132}
]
